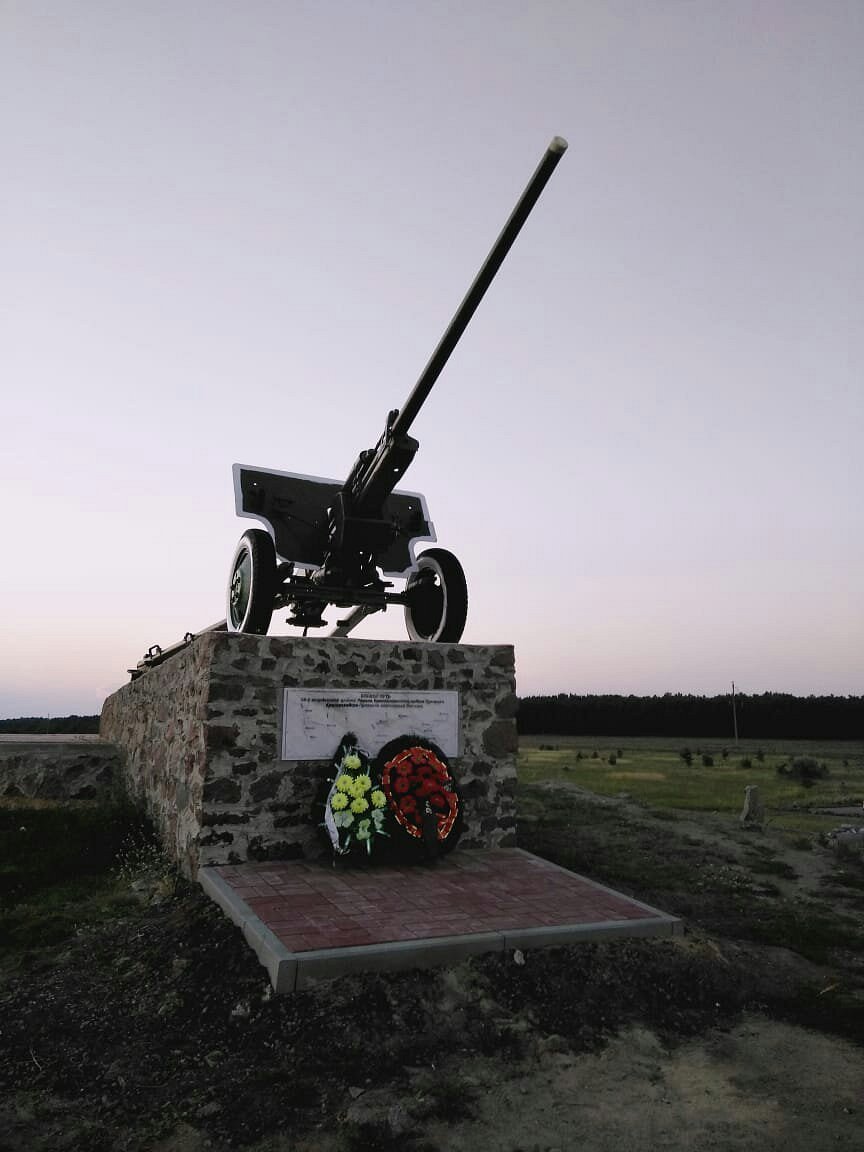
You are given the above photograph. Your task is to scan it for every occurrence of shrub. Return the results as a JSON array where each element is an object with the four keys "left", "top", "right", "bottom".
[
  {"left": 701, "top": 754, "right": 714, "bottom": 767},
  {"left": 115, "top": 825, "right": 175, "bottom": 888},
  {"left": 608, "top": 754, "right": 617, "bottom": 766},
  {"left": 591, "top": 750, "right": 598, "bottom": 760},
  {"left": 679, "top": 748, "right": 693, "bottom": 766},
  {"left": 740, "top": 757, "right": 752, "bottom": 769},
  {"left": 756, "top": 748, "right": 765, "bottom": 762},
  {"left": 616, "top": 749, "right": 623, "bottom": 759},
  {"left": 575, "top": 751, "right": 583, "bottom": 760},
  {"left": 721, "top": 748, "right": 728, "bottom": 760},
  {"left": 777, "top": 756, "right": 829, "bottom": 785}
]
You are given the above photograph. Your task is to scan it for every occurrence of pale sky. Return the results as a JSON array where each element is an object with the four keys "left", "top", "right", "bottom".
[{"left": 2, "top": 1, "right": 862, "bottom": 717}]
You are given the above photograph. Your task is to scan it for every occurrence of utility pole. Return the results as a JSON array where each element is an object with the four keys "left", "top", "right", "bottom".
[{"left": 731, "top": 681, "right": 739, "bottom": 744}]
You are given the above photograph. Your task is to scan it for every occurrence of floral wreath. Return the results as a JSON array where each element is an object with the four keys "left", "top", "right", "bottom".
[
  {"left": 322, "top": 733, "right": 390, "bottom": 857},
  {"left": 375, "top": 736, "right": 462, "bottom": 861}
]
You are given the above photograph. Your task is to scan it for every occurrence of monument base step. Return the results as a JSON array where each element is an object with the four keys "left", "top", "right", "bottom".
[{"left": 200, "top": 848, "right": 682, "bottom": 992}]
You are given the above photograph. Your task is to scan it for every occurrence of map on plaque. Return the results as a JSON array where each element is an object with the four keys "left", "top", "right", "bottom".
[{"left": 281, "top": 689, "right": 460, "bottom": 761}]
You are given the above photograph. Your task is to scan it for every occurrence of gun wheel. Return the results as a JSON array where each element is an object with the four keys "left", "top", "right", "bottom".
[
  {"left": 404, "top": 548, "right": 467, "bottom": 643},
  {"left": 227, "top": 529, "right": 277, "bottom": 635}
]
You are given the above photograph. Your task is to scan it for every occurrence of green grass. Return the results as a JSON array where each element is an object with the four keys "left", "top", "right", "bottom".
[
  {"left": 0, "top": 796, "right": 153, "bottom": 899},
  {"left": 519, "top": 735, "right": 864, "bottom": 816},
  {"left": 0, "top": 797, "right": 157, "bottom": 968},
  {"left": 522, "top": 734, "right": 864, "bottom": 759},
  {"left": 768, "top": 812, "right": 850, "bottom": 835}
]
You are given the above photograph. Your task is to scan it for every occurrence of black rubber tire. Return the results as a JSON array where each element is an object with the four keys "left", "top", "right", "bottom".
[
  {"left": 404, "top": 548, "right": 468, "bottom": 643},
  {"left": 227, "top": 529, "right": 277, "bottom": 635}
]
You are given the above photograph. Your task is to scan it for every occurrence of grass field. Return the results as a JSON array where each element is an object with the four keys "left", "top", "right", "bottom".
[{"left": 518, "top": 735, "right": 864, "bottom": 834}]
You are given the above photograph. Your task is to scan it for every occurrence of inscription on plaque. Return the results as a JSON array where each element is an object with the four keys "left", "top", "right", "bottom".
[{"left": 281, "top": 689, "right": 460, "bottom": 761}]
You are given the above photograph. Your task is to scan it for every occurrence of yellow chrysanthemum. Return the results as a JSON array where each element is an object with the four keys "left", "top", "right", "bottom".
[
  {"left": 371, "top": 790, "right": 387, "bottom": 809},
  {"left": 335, "top": 774, "right": 353, "bottom": 793},
  {"left": 350, "top": 774, "right": 372, "bottom": 797},
  {"left": 343, "top": 754, "right": 362, "bottom": 771},
  {"left": 330, "top": 792, "right": 349, "bottom": 811},
  {"left": 350, "top": 796, "right": 369, "bottom": 814}
]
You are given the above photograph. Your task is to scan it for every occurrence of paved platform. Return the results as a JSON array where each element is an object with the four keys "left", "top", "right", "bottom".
[{"left": 200, "top": 848, "right": 682, "bottom": 992}]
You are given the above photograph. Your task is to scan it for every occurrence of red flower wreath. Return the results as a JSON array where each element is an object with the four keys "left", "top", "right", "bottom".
[{"left": 379, "top": 742, "right": 459, "bottom": 843}]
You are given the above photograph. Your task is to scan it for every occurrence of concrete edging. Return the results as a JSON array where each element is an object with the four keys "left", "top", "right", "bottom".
[{"left": 199, "top": 866, "right": 297, "bottom": 992}]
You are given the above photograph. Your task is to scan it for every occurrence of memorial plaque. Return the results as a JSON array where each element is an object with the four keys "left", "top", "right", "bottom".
[{"left": 281, "top": 689, "right": 460, "bottom": 761}]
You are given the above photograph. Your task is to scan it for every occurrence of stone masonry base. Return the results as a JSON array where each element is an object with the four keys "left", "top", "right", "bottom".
[{"left": 100, "top": 634, "right": 518, "bottom": 878}]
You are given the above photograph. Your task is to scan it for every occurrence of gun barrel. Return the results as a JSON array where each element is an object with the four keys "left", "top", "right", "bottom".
[{"left": 390, "top": 135, "right": 568, "bottom": 439}]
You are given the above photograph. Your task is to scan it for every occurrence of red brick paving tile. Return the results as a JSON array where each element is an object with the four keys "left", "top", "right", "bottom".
[
  {"left": 306, "top": 917, "right": 354, "bottom": 931},
  {"left": 271, "top": 934, "right": 312, "bottom": 951},
  {"left": 271, "top": 896, "right": 313, "bottom": 906},
  {"left": 328, "top": 933, "right": 376, "bottom": 948},
  {"left": 245, "top": 900, "right": 294, "bottom": 917},
  {"left": 324, "top": 924, "right": 371, "bottom": 937},
  {"left": 300, "top": 936, "right": 339, "bottom": 951},
  {"left": 362, "top": 919, "right": 409, "bottom": 933}
]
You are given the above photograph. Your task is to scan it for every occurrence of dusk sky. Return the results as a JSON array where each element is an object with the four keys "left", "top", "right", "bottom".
[{"left": 2, "top": 1, "right": 862, "bottom": 717}]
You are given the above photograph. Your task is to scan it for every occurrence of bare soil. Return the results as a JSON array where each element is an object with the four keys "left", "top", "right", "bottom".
[{"left": 1, "top": 784, "right": 863, "bottom": 1152}]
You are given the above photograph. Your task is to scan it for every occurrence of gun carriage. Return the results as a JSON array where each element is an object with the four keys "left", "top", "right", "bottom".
[{"left": 228, "top": 136, "right": 567, "bottom": 644}]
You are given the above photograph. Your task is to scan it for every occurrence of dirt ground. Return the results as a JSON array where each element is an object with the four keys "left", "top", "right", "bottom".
[
  {"left": 1, "top": 784, "right": 863, "bottom": 1152},
  {"left": 414, "top": 1018, "right": 862, "bottom": 1152}
]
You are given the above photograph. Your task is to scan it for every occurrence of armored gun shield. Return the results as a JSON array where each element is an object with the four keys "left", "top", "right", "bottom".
[
  {"left": 233, "top": 464, "right": 435, "bottom": 576},
  {"left": 228, "top": 464, "right": 468, "bottom": 643}
]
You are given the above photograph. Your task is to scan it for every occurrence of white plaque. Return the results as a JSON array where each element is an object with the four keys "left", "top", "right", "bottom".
[{"left": 281, "top": 689, "right": 460, "bottom": 761}]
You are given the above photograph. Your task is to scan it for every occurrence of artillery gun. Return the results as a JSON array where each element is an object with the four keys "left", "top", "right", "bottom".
[{"left": 228, "top": 136, "right": 568, "bottom": 643}]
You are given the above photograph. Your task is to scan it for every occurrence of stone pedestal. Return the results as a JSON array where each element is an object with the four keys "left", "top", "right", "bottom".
[{"left": 100, "top": 633, "right": 518, "bottom": 877}]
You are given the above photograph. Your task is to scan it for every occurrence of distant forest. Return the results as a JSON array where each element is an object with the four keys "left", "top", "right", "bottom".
[
  {"left": 2, "top": 694, "right": 862, "bottom": 741},
  {"left": 0, "top": 715, "right": 100, "bottom": 734},
  {"left": 517, "top": 693, "right": 864, "bottom": 741}
]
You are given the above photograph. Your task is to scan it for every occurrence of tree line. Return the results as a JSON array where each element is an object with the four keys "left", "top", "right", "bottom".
[
  {"left": 2, "top": 694, "right": 862, "bottom": 741},
  {"left": 0, "top": 715, "right": 101, "bottom": 734},
  {"left": 517, "top": 693, "right": 864, "bottom": 740}
]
